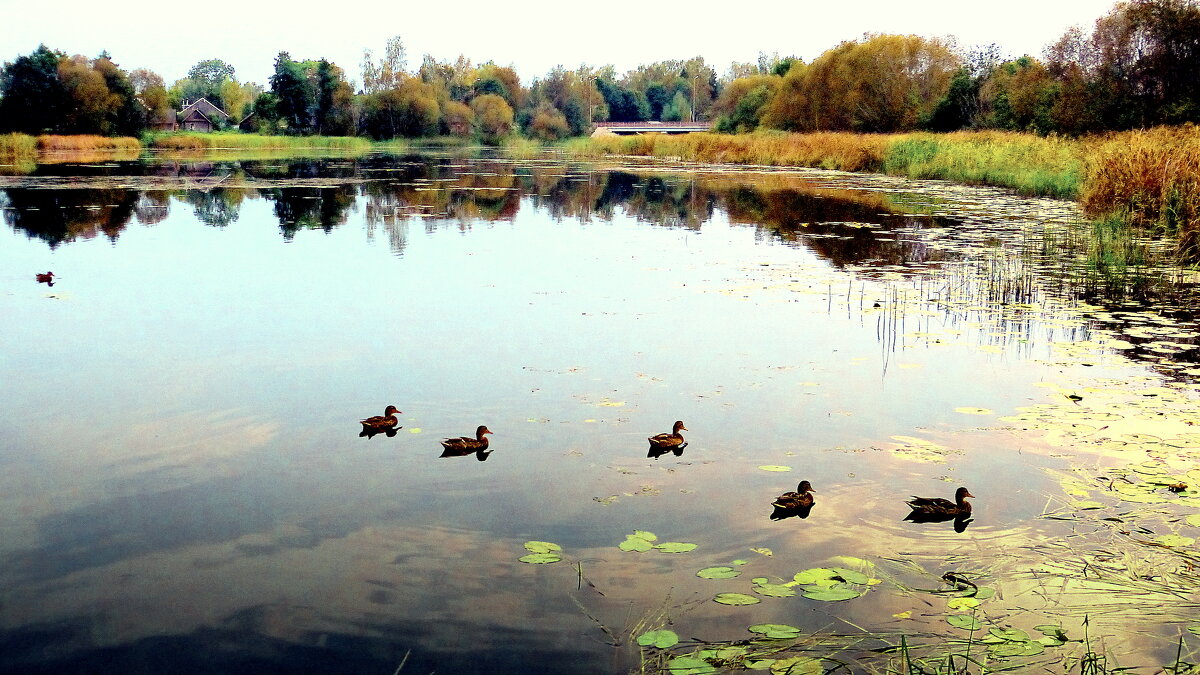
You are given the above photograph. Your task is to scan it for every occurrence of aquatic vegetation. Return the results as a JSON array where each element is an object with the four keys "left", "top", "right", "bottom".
[
  {"left": 518, "top": 540, "right": 564, "bottom": 564},
  {"left": 146, "top": 131, "right": 371, "bottom": 152},
  {"left": 0, "top": 132, "right": 36, "bottom": 158},
  {"left": 36, "top": 134, "right": 141, "bottom": 152}
]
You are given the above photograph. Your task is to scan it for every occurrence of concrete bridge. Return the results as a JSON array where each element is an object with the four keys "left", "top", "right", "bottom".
[{"left": 591, "top": 121, "right": 712, "bottom": 137}]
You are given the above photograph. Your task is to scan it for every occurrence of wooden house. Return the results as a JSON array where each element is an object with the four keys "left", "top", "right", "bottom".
[{"left": 178, "top": 98, "right": 231, "bottom": 132}]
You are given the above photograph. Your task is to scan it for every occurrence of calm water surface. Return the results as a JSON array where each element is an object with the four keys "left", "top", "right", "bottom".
[{"left": 0, "top": 152, "right": 1181, "bottom": 673}]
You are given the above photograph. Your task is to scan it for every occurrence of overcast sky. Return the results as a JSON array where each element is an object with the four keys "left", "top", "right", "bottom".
[{"left": 1, "top": 0, "right": 1119, "bottom": 86}]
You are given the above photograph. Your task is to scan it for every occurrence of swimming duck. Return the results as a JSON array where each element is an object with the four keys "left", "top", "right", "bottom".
[
  {"left": 360, "top": 405, "right": 402, "bottom": 433},
  {"left": 905, "top": 487, "right": 974, "bottom": 517},
  {"left": 441, "top": 425, "right": 492, "bottom": 452},
  {"left": 35, "top": 271, "right": 54, "bottom": 284},
  {"left": 773, "top": 480, "right": 816, "bottom": 509},
  {"left": 648, "top": 421, "right": 687, "bottom": 450}
]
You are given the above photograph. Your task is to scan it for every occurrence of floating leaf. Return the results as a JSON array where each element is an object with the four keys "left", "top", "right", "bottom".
[
  {"left": 947, "top": 597, "right": 980, "bottom": 610},
  {"left": 767, "top": 656, "right": 822, "bottom": 674},
  {"left": 753, "top": 583, "right": 797, "bottom": 598},
  {"left": 749, "top": 624, "right": 802, "bottom": 640},
  {"left": 745, "top": 659, "right": 776, "bottom": 670},
  {"left": 828, "top": 556, "right": 875, "bottom": 569},
  {"left": 619, "top": 537, "right": 653, "bottom": 552},
  {"left": 407, "top": 427, "right": 422, "bottom": 433},
  {"left": 698, "top": 566, "right": 741, "bottom": 579},
  {"left": 1156, "top": 534, "right": 1195, "bottom": 547},
  {"left": 714, "top": 592, "right": 761, "bottom": 606},
  {"left": 665, "top": 656, "right": 717, "bottom": 675},
  {"left": 893, "top": 610, "right": 913, "bottom": 619},
  {"left": 801, "top": 585, "right": 862, "bottom": 601},
  {"left": 636, "top": 629, "right": 679, "bottom": 649},
  {"left": 731, "top": 559, "right": 749, "bottom": 566},
  {"left": 632, "top": 530, "right": 658, "bottom": 542},
  {"left": 955, "top": 407, "right": 994, "bottom": 415},
  {"left": 523, "top": 541, "right": 562, "bottom": 554},
  {"left": 758, "top": 465, "right": 792, "bottom": 472},
  {"left": 751, "top": 547, "right": 773, "bottom": 557},
  {"left": 793, "top": 568, "right": 839, "bottom": 585},
  {"left": 831, "top": 567, "right": 870, "bottom": 585},
  {"left": 947, "top": 614, "right": 982, "bottom": 630},
  {"left": 518, "top": 553, "right": 562, "bottom": 564},
  {"left": 655, "top": 542, "right": 697, "bottom": 553},
  {"left": 989, "top": 628, "right": 1030, "bottom": 642}
]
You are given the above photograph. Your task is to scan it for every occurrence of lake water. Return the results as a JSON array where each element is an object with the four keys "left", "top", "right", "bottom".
[{"left": 3, "top": 151, "right": 1199, "bottom": 673}]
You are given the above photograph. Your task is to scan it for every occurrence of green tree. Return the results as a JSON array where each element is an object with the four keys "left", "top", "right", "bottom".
[
  {"left": 0, "top": 44, "right": 67, "bottom": 133},
  {"left": 470, "top": 93, "right": 514, "bottom": 143},
  {"left": 269, "top": 52, "right": 315, "bottom": 133}
]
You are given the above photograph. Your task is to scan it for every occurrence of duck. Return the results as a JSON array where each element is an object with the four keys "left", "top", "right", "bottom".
[
  {"left": 648, "top": 421, "right": 687, "bottom": 450},
  {"left": 441, "top": 425, "right": 492, "bottom": 452},
  {"left": 35, "top": 271, "right": 54, "bottom": 284},
  {"left": 360, "top": 405, "right": 402, "bottom": 433},
  {"left": 773, "top": 480, "right": 816, "bottom": 509},
  {"left": 905, "top": 487, "right": 974, "bottom": 518}
]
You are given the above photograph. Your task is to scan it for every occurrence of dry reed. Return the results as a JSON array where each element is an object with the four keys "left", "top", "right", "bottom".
[{"left": 36, "top": 135, "right": 141, "bottom": 152}]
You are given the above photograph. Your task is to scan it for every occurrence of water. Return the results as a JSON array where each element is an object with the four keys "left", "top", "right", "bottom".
[{"left": 0, "top": 151, "right": 1193, "bottom": 673}]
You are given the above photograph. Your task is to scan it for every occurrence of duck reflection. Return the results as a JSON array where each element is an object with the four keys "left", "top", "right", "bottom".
[
  {"left": 439, "top": 445, "right": 494, "bottom": 461},
  {"left": 770, "top": 502, "right": 815, "bottom": 521},
  {"left": 359, "top": 427, "right": 400, "bottom": 440},
  {"left": 647, "top": 445, "right": 685, "bottom": 460}
]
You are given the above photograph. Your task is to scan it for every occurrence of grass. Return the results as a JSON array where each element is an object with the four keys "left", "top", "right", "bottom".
[
  {"left": 0, "top": 133, "right": 38, "bottom": 159},
  {"left": 146, "top": 131, "right": 372, "bottom": 152},
  {"left": 36, "top": 134, "right": 141, "bottom": 152}
]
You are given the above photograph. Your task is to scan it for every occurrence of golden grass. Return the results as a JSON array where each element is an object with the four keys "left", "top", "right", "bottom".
[
  {"left": 575, "top": 130, "right": 890, "bottom": 172},
  {"left": 0, "top": 133, "right": 38, "bottom": 159},
  {"left": 36, "top": 135, "right": 141, "bottom": 152},
  {"left": 147, "top": 132, "right": 371, "bottom": 152},
  {"left": 1080, "top": 125, "right": 1200, "bottom": 256}
]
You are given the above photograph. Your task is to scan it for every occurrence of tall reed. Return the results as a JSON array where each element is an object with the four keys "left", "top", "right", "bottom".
[
  {"left": 36, "top": 135, "right": 141, "bottom": 152},
  {"left": 1080, "top": 125, "right": 1200, "bottom": 257},
  {"left": 147, "top": 132, "right": 371, "bottom": 152},
  {"left": 0, "top": 133, "right": 38, "bottom": 159}
]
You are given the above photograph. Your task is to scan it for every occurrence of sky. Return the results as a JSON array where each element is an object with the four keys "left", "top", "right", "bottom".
[{"left": 1, "top": 0, "right": 1120, "bottom": 87}]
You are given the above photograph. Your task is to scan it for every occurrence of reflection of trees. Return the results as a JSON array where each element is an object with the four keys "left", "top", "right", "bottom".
[
  {"left": 134, "top": 191, "right": 171, "bottom": 226},
  {"left": 262, "top": 186, "right": 357, "bottom": 240},
  {"left": 2, "top": 188, "right": 137, "bottom": 247},
  {"left": 181, "top": 189, "right": 247, "bottom": 228}
]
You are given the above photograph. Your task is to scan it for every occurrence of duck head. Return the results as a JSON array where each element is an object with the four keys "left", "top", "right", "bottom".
[
  {"left": 476, "top": 425, "right": 493, "bottom": 440},
  {"left": 955, "top": 487, "right": 974, "bottom": 503},
  {"left": 384, "top": 405, "right": 402, "bottom": 416},
  {"left": 672, "top": 421, "right": 687, "bottom": 434},
  {"left": 796, "top": 480, "right": 815, "bottom": 494}
]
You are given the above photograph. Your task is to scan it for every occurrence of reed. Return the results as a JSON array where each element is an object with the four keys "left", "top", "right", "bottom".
[
  {"left": 1080, "top": 125, "right": 1200, "bottom": 257},
  {"left": 883, "top": 130, "right": 1084, "bottom": 199},
  {"left": 36, "top": 134, "right": 141, "bottom": 152},
  {"left": 147, "top": 132, "right": 372, "bottom": 152},
  {"left": 576, "top": 130, "right": 890, "bottom": 172},
  {"left": 0, "top": 133, "right": 38, "bottom": 159}
]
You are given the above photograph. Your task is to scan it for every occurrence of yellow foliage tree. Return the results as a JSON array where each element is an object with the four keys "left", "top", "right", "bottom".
[{"left": 470, "top": 94, "right": 514, "bottom": 143}]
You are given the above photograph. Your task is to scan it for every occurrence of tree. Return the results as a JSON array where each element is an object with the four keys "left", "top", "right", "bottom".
[
  {"left": 470, "top": 93, "right": 514, "bottom": 143},
  {"left": 441, "top": 100, "right": 474, "bottom": 136},
  {"left": 0, "top": 45, "right": 67, "bottom": 134},
  {"left": 361, "top": 76, "right": 439, "bottom": 138},
  {"left": 713, "top": 74, "right": 780, "bottom": 132},
  {"left": 270, "top": 52, "right": 315, "bottom": 133},
  {"left": 315, "top": 59, "right": 355, "bottom": 135},
  {"left": 527, "top": 104, "right": 570, "bottom": 140},
  {"left": 661, "top": 90, "right": 692, "bottom": 122},
  {"left": 93, "top": 54, "right": 145, "bottom": 136},
  {"left": 362, "top": 35, "right": 406, "bottom": 94}
]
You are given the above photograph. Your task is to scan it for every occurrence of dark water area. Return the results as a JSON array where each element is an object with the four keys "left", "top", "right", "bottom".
[{"left": 2, "top": 151, "right": 1198, "bottom": 673}]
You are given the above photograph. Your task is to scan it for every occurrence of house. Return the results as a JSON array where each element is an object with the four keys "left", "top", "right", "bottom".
[
  {"left": 177, "top": 98, "right": 231, "bottom": 133},
  {"left": 148, "top": 107, "right": 178, "bottom": 132}
]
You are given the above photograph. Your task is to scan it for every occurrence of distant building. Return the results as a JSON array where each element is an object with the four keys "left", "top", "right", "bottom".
[
  {"left": 590, "top": 121, "right": 712, "bottom": 137},
  {"left": 149, "top": 108, "right": 178, "bottom": 132},
  {"left": 177, "top": 98, "right": 231, "bottom": 133}
]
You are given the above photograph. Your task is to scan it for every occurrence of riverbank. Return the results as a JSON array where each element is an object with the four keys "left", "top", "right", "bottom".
[{"left": 566, "top": 126, "right": 1200, "bottom": 259}]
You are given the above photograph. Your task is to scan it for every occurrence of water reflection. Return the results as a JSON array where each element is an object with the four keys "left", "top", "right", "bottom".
[
  {"left": 646, "top": 445, "right": 686, "bottom": 460},
  {"left": 769, "top": 502, "right": 814, "bottom": 521},
  {"left": 438, "top": 445, "right": 494, "bottom": 461}
]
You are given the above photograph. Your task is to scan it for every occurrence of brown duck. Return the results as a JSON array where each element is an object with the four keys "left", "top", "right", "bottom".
[
  {"left": 441, "top": 425, "right": 492, "bottom": 452},
  {"left": 35, "top": 271, "right": 54, "bottom": 284},
  {"left": 648, "top": 421, "right": 687, "bottom": 450},
  {"left": 773, "top": 480, "right": 816, "bottom": 509},
  {"left": 906, "top": 487, "right": 974, "bottom": 518},
  {"left": 360, "top": 405, "right": 402, "bottom": 433}
]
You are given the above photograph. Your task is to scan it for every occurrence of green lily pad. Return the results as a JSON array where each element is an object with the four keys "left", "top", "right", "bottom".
[
  {"left": 619, "top": 537, "right": 653, "bottom": 552},
  {"left": 801, "top": 585, "right": 862, "bottom": 601},
  {"left": 731, "top": 559, "right": 749, "bottom": 565},
  {"left": 751, "top": 547, "right": 773, "bottom": 557},
  {"left": 947, "top": 597, "right": 980, "bottom": 610},
  {"left": 519, "top": 553, "right": 562, "bottom": 564},
  {"left": 1072, "top": 500, "right": 1105, "bottom": 509},
  {"left": 831, "top": 567, "right": 870, "bottom": 584},
  {"left": 1185, "top": 514, "right": 1200, "bottom": 527},
  {"left": 793, "top": 568, "right": 839, "bottom": 585},
  {"left": 990, "top": 628, "right": 1030, "bottom": 642},
  {"left": 655, "top": 542, "right": 697, "bottom": 553},
  {"left": 523, "top": 541, "right": 562, "bottom": 554},
  {"left": 666, "top": 656, "right": 718, "bottom": 675},
  {"left": 754, "top": 582, "right": 797, "bottom": 598},
  {"left": 758, "top": 465, "right": 792, "bottom": 472},
  {"left": 749, "top": 623, "right": 802, "bottom": 639},
  {"left": 714, "top": 592, "right": 761, "bottom": 606},
  {"left": 947, "top": 614, "right": 982, "bottom": 630},
  {"left": 767, "top": 656, "right": 822, "bottom": 674},
  {"left": 632, "top": 530, "right": 657, "bottom": 542},
  {"left": 1157, "top": 534, "right": 1195, "bottom": 547},
  {"left": 697, "top": 566, "right": 741, "bottom": 579},
  {"left": 636, "top": 629, "right": 680, "bottom": 649},
  {"left": 745, "top": 659, "right": 776, "bottom": 670}
]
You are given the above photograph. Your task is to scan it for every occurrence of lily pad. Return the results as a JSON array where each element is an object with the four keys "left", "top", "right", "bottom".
[
  {"left": 767, "top": 657, "right": 822, "bottom": 674},
  {"left": 619, "top": 537, "right": 653, "bottom": 552},
  {"left": 793, "top": 568, "right": 839, "bottom": 585},
  {"left": 753, "top": 582, "right": 797, "bottom": 598},
  {"left": 632, "top": 530, "right": 658, "bottom": 542},
  {"left": 831, "top": 567, "right": 870, "bottom": 584},
  {"left": 947, "top": 597, "right": 980, "bottom": 610},
  {"left": 665, "top": 656, "right": 717, "bottom": 675},
  {"left": 801, "top": 585, "right": 862, "bottom": 601},
  {"left": 714, "top": 592, "right": 761, "bottom": 606},
  {"left": 1156, "top": 534, "right": 1195, "bottom": 547},
  {"left": 749, "top": 623, "right": 802, "bottom": 639},
  {"left": 523, "top": 541, "right": 562, "bottom": 554},
  {"left": 636, "top": 629, "right": 680, "bottom": 649},
  {"left": 655, "top": 542, "right": 697, "bottom": 553},
  {"left": 519, "top": 553, "right": 562, "bottom": 564},
  {"left": 751, "top": 547, "right": 773, "bottom": 557},
  {"left": 758, "top": 465, "right": 792, "bottom": 472},
  {"left": 947, "top": 614, "right": 982, "bottom": 630},
  {"left": 989, "top": 628, "right": 1030, "bottom": 642},
  {"left": 697, "top": 566, "right": 741, "bottom": 579}
]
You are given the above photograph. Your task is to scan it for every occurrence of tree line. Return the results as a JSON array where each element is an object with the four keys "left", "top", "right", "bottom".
[{"left": 1, "top": 0, "right": 1196, "bottom": 141}]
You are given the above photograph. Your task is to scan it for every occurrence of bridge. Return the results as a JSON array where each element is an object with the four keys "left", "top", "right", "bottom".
[{"left": 591, "top": 121, "right": 712, "bottom": 137}]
